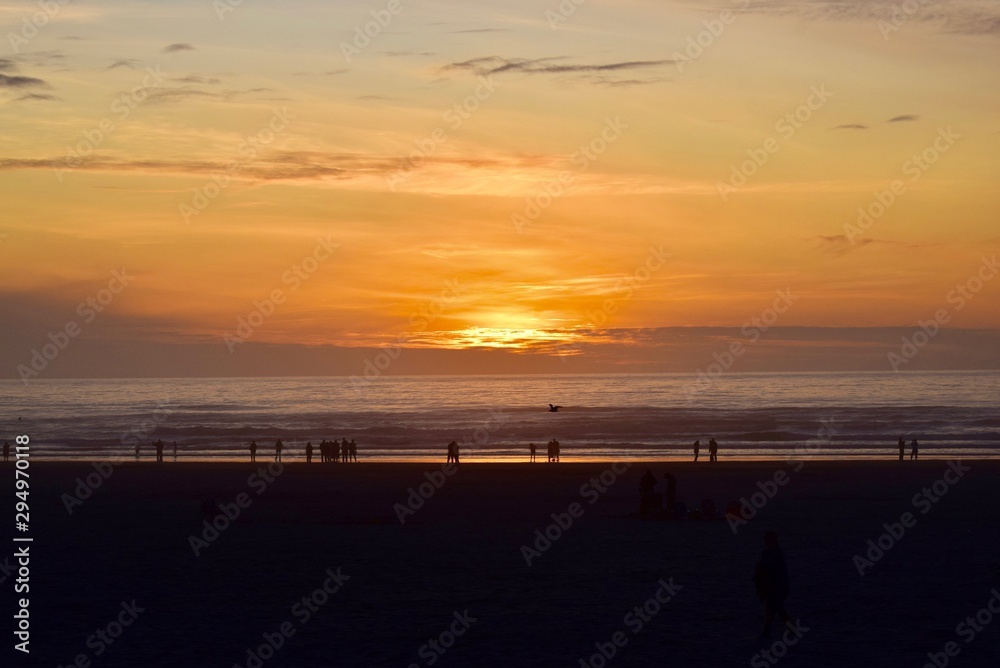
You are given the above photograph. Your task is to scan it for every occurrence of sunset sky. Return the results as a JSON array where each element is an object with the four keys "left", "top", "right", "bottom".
[{"left": 2, "top": 0, "right": 998, "bottom": 378}]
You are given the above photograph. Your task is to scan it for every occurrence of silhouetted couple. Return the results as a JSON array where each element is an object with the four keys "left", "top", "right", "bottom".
[
  {"left": 447, "top": 441, "right": 460, "bottom": 464},
  {"left": 692, "top": 438, "right": 718, "bottom": 461},
  {"left": 547, "top": 439, "right": 560, "bottom": 462},
  {"left": 639, "top": 469, "right": 677, "bottom": 518}
]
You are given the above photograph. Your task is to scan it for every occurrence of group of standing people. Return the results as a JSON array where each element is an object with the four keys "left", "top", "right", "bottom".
[
  {"left": 898, "top": 436, "right": 919, "bottom": 460},
  {"left": 249, "top": 438, "right": 358, "bottom": 463},
  {"left": 692, "top": 438, "right": 719, "bottom": 462},
  {"left": 527, "top": 440, "right": 561, "bottom": 462},
  {"left": 310, "top": 439, "right": 358, "bottom": 463}
]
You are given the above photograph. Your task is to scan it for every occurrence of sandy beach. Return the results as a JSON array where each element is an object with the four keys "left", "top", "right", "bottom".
[{"left": 9, "top": 458, "right": 1000, "bottom": 667}]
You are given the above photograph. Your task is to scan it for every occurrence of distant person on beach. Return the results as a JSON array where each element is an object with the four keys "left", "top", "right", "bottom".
[
  {"left": 546, "top": 440, "right": 553, "bottom": 462},
  {"left": 306, "top": 441, "right": 313, "bottom": 464},
  {"left": 274, "top": 439, "right": 283, "bottom": 462},
  {"left": 551, "top": 439, "right": 560, "bottom": 462},
  {"left": 753, "top": 531, "right": 792, "bottom": 639},
  {"left": 453, "top": 442, "right": 461, "bottom": 464},
  {"left": 693, "top": 440, "right": 700, "bottom": 462},
  {"left": 664, "top": 471, "right": 677, "bottom": 517},
  {"left": 447, "top": 441, "right": 457, "bottom": 463},
  {"left": 910, "top": 439, "right": 919, "bottom": 460},
  {"left": 529, "top": 443, "right": 536, "bottom": 462},
  {"left": 898, "top": 436, "right": 905, "bottom": 461},
  {"left": 250, "top": 440, "right": 257, "bottom": 463},
  {"left": 709, "top": 438, "right": 718, "bottom": 462},
  {"left": 2, "top": 441, "right": 9, "bottom": 462},
  {"left": 341, "top": 439, "right": 350, "bottom": 463},
  {"left": 155, "top": 439, "right": 164, "bottom": 463},
  {"left": 350, "top": 439, "right": 357, "bottom": 462}
]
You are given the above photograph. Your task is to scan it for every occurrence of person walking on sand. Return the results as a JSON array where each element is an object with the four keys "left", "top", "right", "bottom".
[
  {"left": 250, "top": 440, "right": 257, "bottom": 463},
  {"left": 910, "top": 439, "right": 919, "bottom": 460},
  {"left": 2, "top": 441, "right": 9, "bottom": 462},
  {"left": 753, "top": 531, "right": 793, "bottom": 639},
  {"left": 709, "top": 438, "right": 718, "bottom": 462},
  {"left": 529, "top": 443, "right": 536, "bottom": 463},
  {"left": 274, "top": 439, "right": 283, "bottom": 463},
  {"left": 306, "top": 441, "right": 313, "bottom": 464},
  {"left": 693, "top": 440, "right": 700, "bottom": 462}
]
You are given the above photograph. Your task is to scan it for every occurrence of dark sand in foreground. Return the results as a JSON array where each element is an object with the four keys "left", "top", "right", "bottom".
[{"left": 9, "top": 459, "right": 1000, "bottom": 667}]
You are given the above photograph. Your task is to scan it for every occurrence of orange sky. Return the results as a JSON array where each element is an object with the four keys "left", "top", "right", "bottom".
[{"left": 1, "top": 1, "right": 999, "bottom": 377}]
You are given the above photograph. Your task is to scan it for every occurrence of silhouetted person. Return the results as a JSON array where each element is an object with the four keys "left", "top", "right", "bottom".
[
  {"left": 155, "top": 439, "right": 164, "bottom": 463},
  {"left": 306, "top": 441, "right": 313, "bottom": 463},
  {"left": 322, "top": 440, "right": 330, "bottom": 463},
  {"left": 2, "top": 441, "right": 9, "bottom": 462},
  {"left": 709, "top": 438, "right": 718, "bottom": 462},
  {"left": 910, "top": 439, "right": 918, "bottom": 460},
  {"left": 693, "top": 440, "right": 700, "bottom": 462},
  {"left": 553, "top": 439, "right": 560, "bottom": 462},
  {"left": 898, "top": 436, "right": 905, "bottom": 461},
  {"left": 548, "top": 404, "right": 561, "bottom": 412},
  {"left": 274, "top": 439, "right": 283, "bottom": 462},
  {"left": 639, "top": 469, "right": 661, "bottom": 516},
  {"left": 546, "top": 440, "right": 553, "bottom": 462},
  {"left": 250, "top": 440, "right": 257, "bottom": 463},
  {"left": 447, "top": 441, "right": 457, "bottom": 464},
  {"left": 453, "top": 442, "right": 461, "bottom": 464},
  {"left": 341, "top": 439, "right": 350, "bottom": 463},
  {"left": 529, "top": 443, "right": 536, "bottom": 462},
  {"left": 350, "top": 439, "right": 357, "bottom": 462},
  {"left": 664, "top": 471, "right": 677, "bottom": 517},
  {"left": 753, "top": 531, "right": 792, "bottom": 638}
]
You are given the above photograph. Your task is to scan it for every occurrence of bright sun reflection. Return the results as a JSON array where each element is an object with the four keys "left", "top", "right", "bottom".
[{"left": 411, "top": 327, "right": 580, "bottom": 353}]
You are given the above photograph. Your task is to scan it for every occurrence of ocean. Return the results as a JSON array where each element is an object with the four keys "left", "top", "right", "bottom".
[{"left": 3, "top": 371, "right": 998, "bottom": 461}]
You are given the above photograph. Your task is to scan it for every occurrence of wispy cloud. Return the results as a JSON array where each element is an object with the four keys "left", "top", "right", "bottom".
[
  {"left": 832, "top": 123, "right": 868, "bottom": 130},
  {"left": 107, "top": 59, "right": 142, "bottom": 70},
  {"left": 0, "top": 73, "right": 47, "bottom": 88},
  {"left": 12, "top": 93, "right": 58, "bottom": 102},
  {"left": 163, "top": 43, "right": 195, "bottom": 53},
  {"left": 888, "top": 114, "right": 920, "bottom": 122},
  {"left": 441, "top": 56, "right": 674, "bottom": 86}
]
